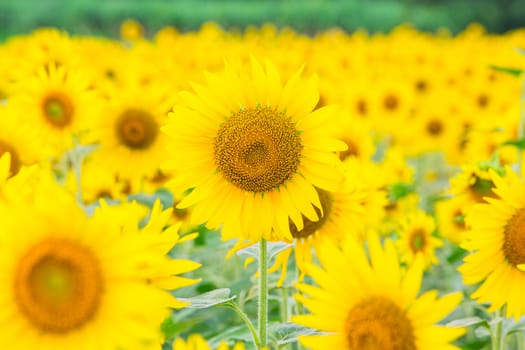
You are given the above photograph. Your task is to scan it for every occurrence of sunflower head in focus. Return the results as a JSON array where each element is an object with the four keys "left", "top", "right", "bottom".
[
  {"left": 293, "top": 235, "right": 465, "bottom": 349},
  {"left": 0, "top": 175, "right": 200, "bottom": 349},
  {"left": 163, "top": 57, "right": 346, "bottom": 241}
]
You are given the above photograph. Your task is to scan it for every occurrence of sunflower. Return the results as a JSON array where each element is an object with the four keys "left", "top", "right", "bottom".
[
  {"left": 173, "top": 334, "right": 246, "bottom": 350},
  {"left": 459, "top": 166, "right": 525, "bottom": 319},
  {"left": 293, "top": 235, "right": 465, "bottom": 349},
  {"left": 162, "top": 58, "right": 346, "bottom": 241},
  {"left": 0, "top": 104, "right": 46, "bottom": 177},
  {"left": 265, "top": 167, "right": 386, "bottom": 286},
  {"left": 0, "top": 174, "right": 200, "bottom": 349},
  {"left": 8, "top": 62, "right": 101, "bottom": 157},
  {"left": 92, "top": 80, "right": 175, "bottom": 182},
  {"left": 434, "top": 195, "right": 468, "bottom": 245},
  {"left": 396, "top": 210, "right": 443, "bottom": 268}
]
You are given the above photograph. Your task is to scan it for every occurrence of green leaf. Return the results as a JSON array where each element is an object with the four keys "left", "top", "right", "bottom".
[
  {"left": 269, "top": 322, "right": 327, "bottom": 346},
  {"left": 207, "top": 323, "right": 254, "bottom": 346},
  {"left": 445, "top": 316, "right": 489, "bottom": 328},
  {"left": 236, "top": 241, "right": 291, "bottom": 262},
  {"left": 128, "top": 188, "right": 174, "bottom": 208},
  {"left": 387, "top": 182, "right": 414, "bottom": 201},
  {"left": 488, "top": 65, "right": 522, "bottom": 77},
  {"left": 178, "top": 288, "right": 235, "bottom": 309},
  {"left": 502, "top": 138, "right": 525, "bottom": 150}
]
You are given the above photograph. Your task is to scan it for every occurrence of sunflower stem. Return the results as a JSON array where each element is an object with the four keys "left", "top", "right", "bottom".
[
  {"left": 258, "top": 238, "right": 269, "bottom": 349},
  {"left": 281, "top": 287, "right": 289, "bottom": 323},
  {"left": 491, "top": 308, "right": 505, "bottom": 350},
  {"left": 225, "top": 301, "right": 260, "bottom": 348}
]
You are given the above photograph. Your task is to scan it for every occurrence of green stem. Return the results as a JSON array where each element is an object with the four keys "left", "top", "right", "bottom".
[
  {"left": 281, "top": 287, "right": 289, "bottom": 323},
  {"left": 226, "top": 301, "right": 260, "bottom": 348},
  {"left": 518, "top": 331, "right": 525, "bottom": 350},
  {"left": 491, "top": 308, "right": 505, "bottom": 350},
  {"left": 258, "top": 238, "right": 269, "bottom": 349}
]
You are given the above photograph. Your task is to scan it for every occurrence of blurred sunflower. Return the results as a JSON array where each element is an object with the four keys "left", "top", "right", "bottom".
[
  {"left": 459, "top": 166, "right": 525, "bottom": 319},
  {"left": 8, "top": 62, "right": 101, "bottom": 157},
  {"left": 0, "top": 176, "right": 200, "bottom": 349},
  {"left": 293, "top": 235, "right": 464, "bottom": 349},
  {"left": 434, "top": 195, "right": 468, "bottom": 245},
  {"left": 92, "top": 81, "right": 175, "bottom": 182},
  {"left": 396, "top": 210, "right": 443, "bottom": 268},
  {"left": 163, "top": 57, "right": 346, "bottom": 241}
]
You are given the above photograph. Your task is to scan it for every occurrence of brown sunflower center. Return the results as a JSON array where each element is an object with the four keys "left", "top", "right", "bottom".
[
  {"left": 383, "top": 94, "right": 399, "bottom": 111},
  {"left": 14, "top": 238, "right": 103, "bottom": 333},
  {"left": 409, "top": 228, "right": 426, "bottom": 253},
  {"left": 339, "top": 139, "right": 359, "bottom": 161},
  {"left": 345, "top": 296, "right": 416, "bottom": 350},
  {"left": 503, "top": 208, "right": 525, "bottom": 266},
  {"left": 426, "top": 119, "right": 443, "bottom": 136},
  {"left": 469, "top": 175, "right": 496, "bottom": 202},
  {"left": 290, "top": 189, "right": 333, "bottom": 239},
  {"left": 356, "top": 99, "right": 368, "bottom": 116},
  {"left": 116, "top": 108, "right": 158, "bottom": 150},
  {"left": 42, "top": 93, "right": 74, "bottom": 128},
  {"left": 214, "top": 106, "right": 302, "bottom": 193},
  {"left": 0, "top": 140, "right": 21, "bottom": 176}
]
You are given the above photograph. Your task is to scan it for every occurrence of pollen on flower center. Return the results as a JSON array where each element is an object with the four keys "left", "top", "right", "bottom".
[
  {"left": 290, "top": 189, "right": 332, "bottom": 239},
  {"left": 503, "top": 208, "right": 525, "bottom": 266},
  {"left": 116, "top": 108, "right": 159, "bottom": 150},
  {"left": 214, "top": 106, "right": 302, "bottom": 193},
  {"left": 345, "top": 296, "right": 416, "bottom": 350},
  {"left": 42, "top": 92, "right": 74, "bottom": 128},
  {"left": 0, "top": 140, "right": 21, "bottom": 176},
  {"left": 14, "top": 238, "right": 103, "bottom": 333}
]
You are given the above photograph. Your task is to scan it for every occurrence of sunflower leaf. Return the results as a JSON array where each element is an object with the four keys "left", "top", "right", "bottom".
[
  {"left": 236, "top": 241, "right": 291, "bottom": 261},
  {"left": 206, "top": 323, "right": 254, "bottom": 346},
  {"left": 502, "top": 138, "right": 525, "bottom": 150},
  {"left": 269, "top": 322, "right": 328, "bottom": 346},
  {"left": 488, "top": 65, "right": 522, "bottom": 77},
  {"left": 178, "top": 288, "right": 235, "bottom": 309},
  {"left": 445, "top": 316, "right": 489, "bottom": 328},
  {"left": 128, "top": 188, "right": 174, "bottom": 208}
]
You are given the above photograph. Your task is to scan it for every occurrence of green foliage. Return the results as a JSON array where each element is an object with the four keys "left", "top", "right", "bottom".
[{"left": 0, "top": 0, "right": 524, "bottom": 41}]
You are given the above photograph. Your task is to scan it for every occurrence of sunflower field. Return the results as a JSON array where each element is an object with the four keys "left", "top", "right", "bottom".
[{"left": 1, "top": 4, "right": 525, "bottom": 350}]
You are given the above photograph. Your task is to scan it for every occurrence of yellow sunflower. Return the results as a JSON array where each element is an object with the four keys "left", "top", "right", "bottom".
[
  {"left": 8, "top": 62, "right": 101, "bottom": 157},
  {"left": 459, "top": 166, "right": 525, "bottom": 319},
  {"left": 162, "top": 58, "right": 346, "bottom": 241},
  {"left": 0, "top": 175, "right": 200, "bottom": 349},
  {"left": 434, "top": 194, "right": 468, "bottom": 245},
  {"left": 173, "top": 334, "right": 246, "bottom": 350},
  {"left": 293, "top": 235, "right": 465, "bottom": 349},
  {"left": 396, "top": 210, "right": 443, "bottom": 268},
  {"left": 92, "top": 81, "right": 175, "bottom": 182}
]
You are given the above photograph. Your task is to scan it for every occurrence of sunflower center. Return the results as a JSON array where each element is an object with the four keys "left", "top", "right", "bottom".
[
  {"left": 0, "top": 140, "right": 21, "bottom": 176},
  {"left": 345, "top": 296, "right": 416, "bottom": 350},
  {"left": 409, "top": 228, "right": 426, "bottom": 253},
  {"left": 469, "top": 175, "right": 496, "bottom": 202},
  {"left": 116, "top": 108, "right": 159, "bottom": 150},
  {"left": 290, "top": 189, "right": 333, "bottom": 239},
  {"left": 503, "top": 208, "right": 525, "bottom": 266},
  {"left": 42, "top": 93, "right": 74, "bottom": 128},
  {"left": 356, "top": 99, "right": 368, "bottom": 116},
  {"left": 214, "top": 106, "right": 302, "bottom": 193},
  {"left": 339, "top": 139, "right": 359, "bottom": 161},
  {"left": 14, "top": 238, "right": 103, "bottom": 333},
  {"left": 426, "top": 119, "right": 443, "bottom": 136},
  {"left": 383, "top": 94, "right": 399, "bottom": 111}
]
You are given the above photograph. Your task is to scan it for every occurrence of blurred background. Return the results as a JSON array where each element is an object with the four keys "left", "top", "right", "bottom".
[{"left": 0, "top": 0, "right": 524, "bottom": 40}]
